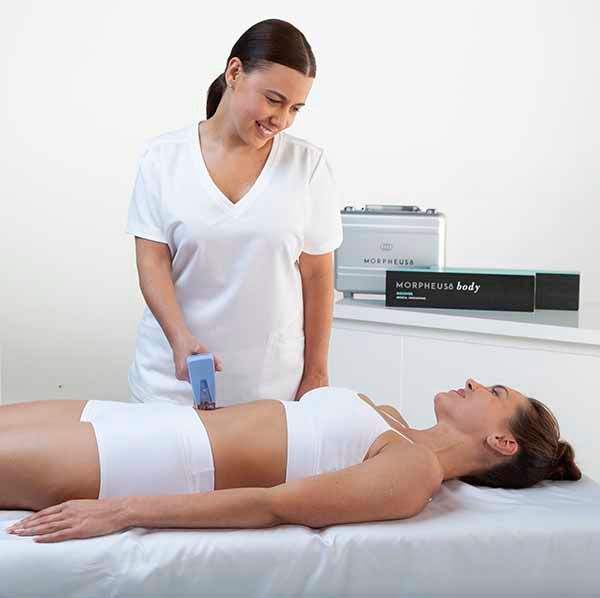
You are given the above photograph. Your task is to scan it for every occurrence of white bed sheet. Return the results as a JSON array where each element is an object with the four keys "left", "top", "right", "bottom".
[{"left": 2, "top": 476, "right": 599, "bottom": 598}]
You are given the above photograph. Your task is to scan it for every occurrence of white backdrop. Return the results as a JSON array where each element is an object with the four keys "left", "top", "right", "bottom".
[{"left": 1, "top": 0, "right": 598, "bottom": 404}]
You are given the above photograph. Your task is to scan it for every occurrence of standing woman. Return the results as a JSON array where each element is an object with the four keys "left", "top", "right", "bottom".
[{"left": 126, "top": 19, "right": 343, "bottom": 406}]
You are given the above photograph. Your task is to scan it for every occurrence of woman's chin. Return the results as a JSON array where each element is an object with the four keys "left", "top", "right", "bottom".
[{"left": 433, "top": 392, "right": 454, "bottom": 419}]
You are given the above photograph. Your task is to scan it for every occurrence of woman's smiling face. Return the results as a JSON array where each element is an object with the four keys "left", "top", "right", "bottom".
[
  {"left": 434, "top": 378, "right": 531, "bottom": 439},
  {"left": 225, "top": 59, "right": 314, "bottom": 147}
]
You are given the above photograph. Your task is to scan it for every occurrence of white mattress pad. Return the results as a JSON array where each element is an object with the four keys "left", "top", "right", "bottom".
[{"left": 2, "top": 476, "right": 599, "bottom": 597}]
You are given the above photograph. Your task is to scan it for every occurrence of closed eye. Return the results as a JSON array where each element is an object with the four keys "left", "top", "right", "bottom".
[
  {"left": 491, "top": 385, "right": 508, "bottom": 398},
  {"left": 266, "top": 97, "right": 301, "bottom": 112}
]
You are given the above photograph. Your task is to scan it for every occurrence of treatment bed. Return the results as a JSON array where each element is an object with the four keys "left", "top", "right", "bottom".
[{"left": 2, "top": 475, "right": 599, "bottom": 597}]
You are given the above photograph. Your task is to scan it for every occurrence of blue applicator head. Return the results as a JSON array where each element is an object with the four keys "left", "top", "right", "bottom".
[{"left": 187, "top": 354, "right": 216, "bottom": 410}]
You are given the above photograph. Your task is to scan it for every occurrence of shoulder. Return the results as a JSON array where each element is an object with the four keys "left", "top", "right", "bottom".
[
  {"left": 381, "top": 441, "right": 444, "bottom": 496},
  {"left": 137, "top": 124, "right": 194, "bottom": 162},
  {"left": 278, "top": 132, "right": 327, "bottom": 177},
  {"left": 279, "top": 131, "right": 324, "bottom": 158}
]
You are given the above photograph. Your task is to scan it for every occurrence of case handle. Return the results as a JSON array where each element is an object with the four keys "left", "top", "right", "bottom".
[{"left": 364, "top": 205, "right": 421, "bottom": 212}]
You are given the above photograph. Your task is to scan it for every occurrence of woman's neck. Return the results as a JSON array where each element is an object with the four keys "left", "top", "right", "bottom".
[
  {"left": 401, "top": 424, "right": 488, "bottom": 481},
  {"left": 203, "top": 111, "right": 270, "bottom": 156}
]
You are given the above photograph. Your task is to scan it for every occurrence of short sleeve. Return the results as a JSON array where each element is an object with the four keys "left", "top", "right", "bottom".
[
  {"left": 303, "top": 150, "right": 344, "bottom": 255},
  {"left": 126, "top": 143, "right": 167, "bottom": 244}
]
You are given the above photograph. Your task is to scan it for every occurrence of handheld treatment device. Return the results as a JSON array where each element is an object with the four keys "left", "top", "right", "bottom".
[{"left": 187, "top": 354, "right": 216, "bottom": 410}]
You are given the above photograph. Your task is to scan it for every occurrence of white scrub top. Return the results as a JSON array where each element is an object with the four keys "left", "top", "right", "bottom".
[{"left": 126, "top": 123, "right": 343, "bottom": 406}]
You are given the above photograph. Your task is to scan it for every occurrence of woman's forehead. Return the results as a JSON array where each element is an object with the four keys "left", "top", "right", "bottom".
[{"left": 252, "top": 63, "right": 312, "bottom": 90}]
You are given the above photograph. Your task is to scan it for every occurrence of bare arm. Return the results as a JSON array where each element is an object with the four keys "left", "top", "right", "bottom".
[
  {"left": 297, "top": 251, "right": 334, "bottom": 380},
  {"left": 268, "top": 443, "right": 440, "bottom": 528},
  {"left": 9, "top": 444, "right": 441, "bottom": 542},
  {"left": 125, "top": 443, "right": 440, "bottom": 530},
  {"left": 134, "top": 237, "right": 188, "bottom": 347}
]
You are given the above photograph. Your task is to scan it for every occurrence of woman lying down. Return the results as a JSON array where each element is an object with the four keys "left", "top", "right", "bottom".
[{"left": 4, "top": 378, "right": 581, "bottom": 543}]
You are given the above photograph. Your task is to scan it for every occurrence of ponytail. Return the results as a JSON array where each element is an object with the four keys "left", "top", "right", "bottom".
[
  {"left": 548, "top": 440, "right": 581, "bottom": 482},
  {"left": 206, "top": 72, "right": 227, "bottom": 119}
]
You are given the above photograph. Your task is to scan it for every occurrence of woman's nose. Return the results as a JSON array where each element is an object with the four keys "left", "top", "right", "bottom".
[
  {"left": 272, "top": 109, "right": 286, "bottom": 128},
  {"left": 466, "top": 378, "right": 481, "bottom": 391}
]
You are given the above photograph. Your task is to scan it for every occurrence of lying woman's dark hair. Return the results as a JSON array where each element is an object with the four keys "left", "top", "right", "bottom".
[
  {"left": 206, "top": 19, "right": 316, "bottom": 119},
  {"left": 461, "top": 398, "right": 582, "bottom": 489}
]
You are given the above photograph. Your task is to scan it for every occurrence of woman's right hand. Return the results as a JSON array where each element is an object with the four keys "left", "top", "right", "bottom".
[{"left": 171, "top": 333, "right": 223, "bottom": 382}]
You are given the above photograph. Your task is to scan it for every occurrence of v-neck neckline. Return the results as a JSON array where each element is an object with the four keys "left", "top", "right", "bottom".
[{"left": 190, "top": 121, "right": 281, "bottom": 213}]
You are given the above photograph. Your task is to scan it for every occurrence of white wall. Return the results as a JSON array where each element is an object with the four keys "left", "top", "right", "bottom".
[{"left": 1, "top": 0, "right": 599, "bottom": 405}]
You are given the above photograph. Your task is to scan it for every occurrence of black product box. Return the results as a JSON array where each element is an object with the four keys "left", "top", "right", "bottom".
[
  {"left": 386, "top": 268, "right": 580, "bottom": 311},
  {"left": 535, "top": 271, "right": 580, "bottom": 310},
  {"left": 386, "top": 268, "right": 535, "bottom": 311}
]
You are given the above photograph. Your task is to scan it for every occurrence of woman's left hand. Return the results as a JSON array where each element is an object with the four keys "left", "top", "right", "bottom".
[
  {"left": 294, "top": 371, "right": 329, "bottom": 401},
  {"left": 6, "top": 498, "right": 130, "bottom": 543}
]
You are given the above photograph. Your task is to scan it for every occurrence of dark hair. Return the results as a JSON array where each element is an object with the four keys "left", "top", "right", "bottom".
[
  {"left": 206, "top": 19, "right": 316, "bottom": 119},
  {"left": 461, "top": 397, "right": 582, "bottom": 489}
]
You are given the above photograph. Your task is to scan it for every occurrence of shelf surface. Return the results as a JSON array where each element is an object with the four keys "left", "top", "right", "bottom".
[{"left": 334, "top": 298, "right": 600, "bottom": 346}]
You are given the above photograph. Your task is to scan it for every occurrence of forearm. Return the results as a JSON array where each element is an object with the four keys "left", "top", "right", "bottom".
[
  {"left": 124, "top": 487, "right": 279, "bottom": 530},
  {"left": 301, "top": 271, "right": 334, "bottom": 375},
  {"left": 137, "top": 259, "right": 189, "bottom": 346}
]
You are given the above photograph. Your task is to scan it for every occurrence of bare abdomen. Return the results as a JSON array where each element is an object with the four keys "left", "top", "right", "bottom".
[{"left": 197, "top": 399, "right": 288, "bottom": 489}]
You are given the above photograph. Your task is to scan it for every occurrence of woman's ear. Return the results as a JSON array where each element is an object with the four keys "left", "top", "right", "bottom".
[{"left": 486, "top": 433, "right": 519, "bottom": 457}]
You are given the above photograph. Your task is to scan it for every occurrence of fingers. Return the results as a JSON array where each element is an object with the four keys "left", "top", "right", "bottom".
[
  {"left": 8, "top": 512, "right": 66, "bottom": 534},
  {"left": 175, "top": 346, "right": 223, "bottom": 380},
  {"left": 11, "top": 519, "right": 71, "bottom": 538},
  {"left": 34, "top": 528, "right": 80, "bottom": 543},
  {"left": 8, "top": 510, "right": 81, "bottom": 544},
  {"left": 176, "top": 369, "right": 190, "bottom": 382},
  {"left": 7, "top": 503, "right": 65, "bottom": 532},
  {"left": 176, "top": 359, "right": 191, "bottom": 381}
]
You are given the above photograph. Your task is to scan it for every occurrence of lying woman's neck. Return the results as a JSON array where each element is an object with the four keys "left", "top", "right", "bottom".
[{"left": 403, "top": 424, "right": 488, "bottom": 481}]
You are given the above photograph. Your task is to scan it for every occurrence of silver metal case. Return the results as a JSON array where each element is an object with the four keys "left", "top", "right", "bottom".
[{"left": 334, "top": 205, "right": 446, "bottom": 298}]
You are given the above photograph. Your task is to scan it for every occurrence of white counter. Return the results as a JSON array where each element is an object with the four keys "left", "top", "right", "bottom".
[{"left": 334, "top": 298, "right": 600, "bottom": 347}]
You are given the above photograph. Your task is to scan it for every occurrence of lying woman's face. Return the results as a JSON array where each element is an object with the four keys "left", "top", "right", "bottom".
[{"left": 434, "top": 378, "right": 530, "bottom": 437}]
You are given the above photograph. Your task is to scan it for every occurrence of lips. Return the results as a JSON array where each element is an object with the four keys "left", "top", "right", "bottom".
[
  {"left": 256, "top": 121, "right": 275, "bottom": 137},
  {"left": 453, "top": 388, "right": 466, "bottom": 398}
]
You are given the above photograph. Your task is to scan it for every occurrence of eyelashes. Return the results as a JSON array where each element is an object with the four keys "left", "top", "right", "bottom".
[{"left": 266, "top": 97, "right": 301, "bottom": 112}]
